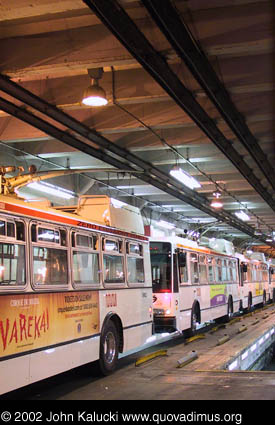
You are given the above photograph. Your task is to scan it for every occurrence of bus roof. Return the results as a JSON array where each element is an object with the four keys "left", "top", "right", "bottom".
[
  {"left": 0, "top": 194, "right": 148, "bottom": 242},
  {"left": 149, "top": 235, "right": 236, "bottom": 258}
]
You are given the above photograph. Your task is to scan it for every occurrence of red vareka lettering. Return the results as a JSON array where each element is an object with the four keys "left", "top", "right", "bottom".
[
  {"left": 0, "top": 309, "right": 50, "bottom": 352},
  {"left": 0, "top": 318, "right": 10, "bottom": 351},
  {"left": 9, "top": 320, "right": 18, "bottom": 345},
  {"left": 34, "top": 309, "right": 50, "bottom": 339},
  {"left": 19, "top": 314, "right": 27, "bottom": 341},
  {"left": 34, "top": 315, "right": 41, "bottom": 339},
  {"left": 28, "top": 316, "right": 33, "bottom": 337},
  {"left": 40, "top": 311, "right": 46, "bottom": 333}
]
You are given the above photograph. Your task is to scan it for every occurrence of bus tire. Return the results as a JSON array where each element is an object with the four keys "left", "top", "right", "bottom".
[
  {"left": 187, "top": 302, "right": 200, "bottom": 337},
  {"left": 273, "top": 289, "right": 275, "bottom": 304},
  {"left": 247, "top": 292, "right": 252, "bottom": 311},
  {"left": 98, "top": 320, "right": 119, "bottom": 376},
  {"left": 262, "top": 290, "right": 267, "bottom": 307},
  {"left": 239, "top": 299, "right": 243, "bottom": 312},
  {"left": 227, "top": 296, "right": 234, "bottom": 321},
  {"left": 217, "top": 296, "right": 233, "bottom": 323}
]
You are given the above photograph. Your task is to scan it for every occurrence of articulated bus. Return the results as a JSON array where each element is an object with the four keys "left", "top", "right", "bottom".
[
  {"left": 150, "top": 236, "right": 275, "bottom": 334},
  {"left": 0, "top": 195, "right": 153, "bottom": 395}
]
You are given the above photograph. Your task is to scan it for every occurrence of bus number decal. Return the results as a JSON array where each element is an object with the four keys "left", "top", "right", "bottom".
[{"left": 106, "top": 293, "right": 117, "bottom": 308}]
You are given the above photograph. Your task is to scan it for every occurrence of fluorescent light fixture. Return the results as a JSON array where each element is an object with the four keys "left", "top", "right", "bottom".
[
  {"left": 235, "top": 210, "right": 250, "bottom": 221},
  {"left": 266, "top": 238, "right": 273, "bottom": 242},
  {"left": 27, "top": 181, "right": 75, "bottom": 200},
  {"left": 169, "top": 166, "right": 201, "bottom": 189},
  {"left": 250, "top": 343, "right": 257, "bottom": 352},
  {"left": 228, "top": 360, "right": 238, "bottom": 371},
  {"left": 189, "top": 217, "right": 216, "bottom": 223},
  {"left": 158, "top": 220, "right": 175, "bottom": 230},
  {"left": 241, "top": 351, "right": 248, "bottom": 360}
]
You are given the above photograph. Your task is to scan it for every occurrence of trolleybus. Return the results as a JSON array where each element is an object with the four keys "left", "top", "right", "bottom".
[
  {"left": 150, "top": 235, "right": 275, "bottom": 334},
  {"left": 0, "top": 194, "right": 153, "bottom": 395},
  {"left": 237, "top": 252, "right": 274, "bottom": 310},
  {"left": 150, "top": 236, "right": 240, "bottom": 333}
]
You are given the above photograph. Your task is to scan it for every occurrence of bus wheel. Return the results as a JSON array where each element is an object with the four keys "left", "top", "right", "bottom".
[
  {"left": 189, "top": 303, "right": 200, "bottom": 336},
  {"left": 239, "top": 300, "right": 243, "bottom": 312},
  {"left": 227, "top": 297, "right": 234, "bottom": 320},
  {"left": 263, "top": 290, "right": 267, "bottom": 307},
  {"left": 273, "top": 289, "right": 275, "bottom": 304},
  {"left": 247, "top": 292, "right": 252, "bottom": 312},
  {"left": 217, "top": 297, "right": 233, "bottom": 323},
  {"left": 99, "top": 321, "right": 119, "bottom": 376}
]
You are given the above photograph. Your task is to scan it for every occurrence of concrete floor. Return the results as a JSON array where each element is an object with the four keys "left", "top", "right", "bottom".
[{"left": 2, "top": 304, "right": 275, "bottom": 400}]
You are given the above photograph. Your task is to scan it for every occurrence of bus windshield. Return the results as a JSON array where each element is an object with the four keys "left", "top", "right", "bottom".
[{"left": 150, "top": 242, "right": 172, "bottom": 293}]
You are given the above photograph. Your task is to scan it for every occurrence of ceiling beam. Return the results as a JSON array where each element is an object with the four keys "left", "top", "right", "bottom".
[
  {"left": 141, "top": 0, "right": 275, "bottom": 191},
  {"left": 0, "top": 84, "right": 269, "bottom": 242},
  {"left": 82, "top": 0, "right": 275, "bottom": 214}
]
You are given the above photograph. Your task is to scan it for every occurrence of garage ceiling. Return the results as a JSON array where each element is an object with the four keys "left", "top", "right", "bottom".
[{"left": 0, "top": 0, "right": 274, "bottom": 255}]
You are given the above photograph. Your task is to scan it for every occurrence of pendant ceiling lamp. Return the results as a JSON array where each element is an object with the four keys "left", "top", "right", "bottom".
[
  {"left": 210, "top": 190, "right": 223, "bottom": 209},
  {"left": 82, "top": 68, "right": 108, "bottom": 107}
]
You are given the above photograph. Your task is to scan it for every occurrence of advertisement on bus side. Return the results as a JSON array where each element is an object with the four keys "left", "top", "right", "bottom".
[
  {"left": 210, "top": 285, "right": 227, "bottom": 307},
  {"left": 0, "top": 291, "right": 99, "bottom": 359}
]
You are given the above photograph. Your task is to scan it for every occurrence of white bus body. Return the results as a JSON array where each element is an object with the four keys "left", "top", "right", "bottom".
[
  {"left": 150, "top": 236, "right": 240, "bottom": 333},
  {"left": 0, "top": 195, "right": 152, "bottom": 395},
  {"left": 237, "top": 252, "right": 272, "bottom": 309}
]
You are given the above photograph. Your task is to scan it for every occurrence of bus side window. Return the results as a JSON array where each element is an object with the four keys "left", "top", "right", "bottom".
[
  {"left": 252, "top": 264, "right": 257, "bottom": 282},
  {"left": 190, "top": 253, "right": 199, "bottom": 284},
  {"left": 215, "top": 258, "right": 222, "bottom": 282},
  {"left": 7, "top": 222, "right": 15, "bottom": 238},
  {"left": 126, "top": 242, "right": 145, "bottom": 285},
  {"left": 60, "top": 229, "right": 67, "bottom": 247},
  {"left": 178, "top": 251, "right": 188, "bottom": 283},
  {"left": 103, "top": 238, "right": 125, "bottom": 285},
  {"left": 222, "top": 260, "right": 228, "bottom": 281},
  {"left": 72, "top": 231, "right": 100, "bottom": 286},
  {"left": 232, "top": 261, "right": 237, "bottom": 282},
  {"left": 199, "top": 255, "right": 207, "bottom": 283},
  {"left": 16, "top": 221, "right": 25, "bottom": 241},
  {"left": 31, "top": 224, "right": 37, "bottom": 242},
  {"left": 32, "top": 223, "right": 68, "bottom": 287},
  {"left": 207, "top": 257, "right": 214, "bottom": 282},
  {"left": 0, "top": 220, "right": 5, "bottom": 236}
]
